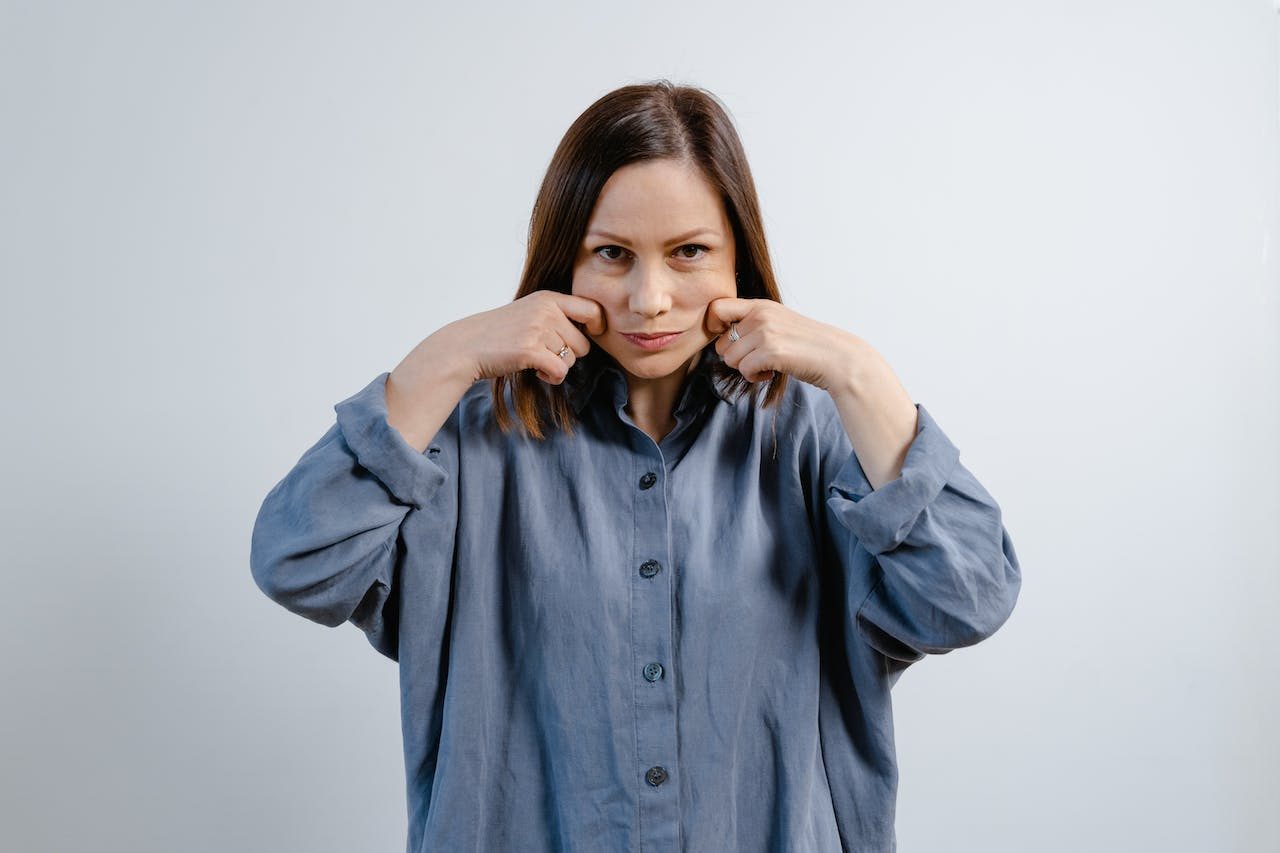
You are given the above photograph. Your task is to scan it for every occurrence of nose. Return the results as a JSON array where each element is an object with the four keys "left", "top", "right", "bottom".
[{"left": 626, "top": 260, "right": 675, "bottom": 317}]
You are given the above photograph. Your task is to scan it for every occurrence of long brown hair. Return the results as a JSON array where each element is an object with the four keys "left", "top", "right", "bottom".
[{"left": 491, "top": 79, "right": 790, "bottom": 439}]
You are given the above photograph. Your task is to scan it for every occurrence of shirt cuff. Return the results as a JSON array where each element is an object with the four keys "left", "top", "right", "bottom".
[
  {"left": 333, "top": 371, "right": 449, "bottom": 509},
  {"left": 825, "top": 403, "right": 961, "bottom": 556}
]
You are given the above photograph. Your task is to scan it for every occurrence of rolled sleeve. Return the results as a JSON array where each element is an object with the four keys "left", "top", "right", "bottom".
[
  {"left": 334, "top": 371, "right": 449, "bottom": 510},
  {"left": 824, "top": 403, "right": 961, "bottom": 556},
  {"left": 821, "top": 401, "right": 1022, "bottom": 658}
]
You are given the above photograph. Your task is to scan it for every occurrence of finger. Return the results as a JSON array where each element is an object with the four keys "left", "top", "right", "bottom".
[
  {"left": 551, "top": 293, "right": 608, "bottom": 336},
  {"left": 736, "top": 349, "right": 776, "bottom": 384},
  {"left": 551, "top": 314, "right": 593, "bottom": 357},
  {"left": 531, "top": 345, "right": 573, "bottom": 385},
  {"left": 714, "top": 312, "right": 751, "bottom": 359},
  {"left": 541, "top": 330, "right": 574, "bottom": 361},
  {"left": 543, "top": 336, "right": 582, "bottom": 382},
  {"left": 704, "top": 296, "right": 751, "bottom": 336}
]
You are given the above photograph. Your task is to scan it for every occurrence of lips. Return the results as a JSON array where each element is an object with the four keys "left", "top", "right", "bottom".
[{"left": 621, "top": 330, "right": 683, "bottom": 350}]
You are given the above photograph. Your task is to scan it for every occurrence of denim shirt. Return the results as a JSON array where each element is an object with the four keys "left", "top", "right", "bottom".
[{"left": 250, "top": 342, "right": 1021, "bottom": 853}]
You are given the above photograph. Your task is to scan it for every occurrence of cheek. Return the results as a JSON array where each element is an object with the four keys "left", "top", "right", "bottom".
[
  {"left": 570, "top": 277, "right": 617, "bottom": 337},
  {"left": 695, "top": 266, "right": 736, "bottom": 293},
  {"left": 571, "top": 270, "right": 606, "bottom": 299},
  {"left": 692, "top": 277, "right": 736, "bottom": 303}
]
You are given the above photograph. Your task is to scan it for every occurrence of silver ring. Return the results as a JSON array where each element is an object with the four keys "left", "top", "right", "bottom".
[
  {"left": 557, "top": 346, "right": 571, "bottom": 359},
  {"left": 727, "top": 321, "right": 740, "bottom": 343}
]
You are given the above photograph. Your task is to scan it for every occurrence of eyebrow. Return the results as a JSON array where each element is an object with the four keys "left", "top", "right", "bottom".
[{"left": 586, "top": 227, "right": 718, "bottom": 246}]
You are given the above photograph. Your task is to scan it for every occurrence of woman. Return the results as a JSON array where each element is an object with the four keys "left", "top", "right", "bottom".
[{"left": 251, "top": 79, "right": 1021, "bottom": 853}]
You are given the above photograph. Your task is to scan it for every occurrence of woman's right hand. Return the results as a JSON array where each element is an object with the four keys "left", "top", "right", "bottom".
[
  {"left": 393, "top": 290, "right": 607, "bottom": 400},
  {"left": 386, "top": 292, "right": 606, "bottom": 451},
  {"left": 471, "top": 290, "right": 609, "bottom": 384},
  {"left": 453, "top": 290, "right": 607, "bottom": 385}
]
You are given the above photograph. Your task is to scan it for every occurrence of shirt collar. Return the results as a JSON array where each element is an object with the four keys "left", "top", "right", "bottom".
[{"left": 564, "top": 343, "right": 733, "bottom": 415}]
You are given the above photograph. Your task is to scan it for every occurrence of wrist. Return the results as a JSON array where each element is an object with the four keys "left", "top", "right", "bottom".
[
  {"left": 827, "top": 336, "right": 882, "bottom": 402},
  {"left": 420, "top": 323, "right": 482, "bottom": 387}
]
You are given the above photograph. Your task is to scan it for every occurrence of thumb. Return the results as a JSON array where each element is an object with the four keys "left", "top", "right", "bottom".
[
  {"left": 705, "top": 297, "right": 749, "bottom": 336},
  {"left": 561, "top": 295, "right": 608, "bottom": 336}
]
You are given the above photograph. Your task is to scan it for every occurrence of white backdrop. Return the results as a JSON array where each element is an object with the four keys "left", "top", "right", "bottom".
[{"left": 1, "top": 2, "right": 1276, "bottom": 851}]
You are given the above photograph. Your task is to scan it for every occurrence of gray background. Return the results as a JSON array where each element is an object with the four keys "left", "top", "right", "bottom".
[{"left": 2, "top": 1, "right": 1277, "bottom": 851}]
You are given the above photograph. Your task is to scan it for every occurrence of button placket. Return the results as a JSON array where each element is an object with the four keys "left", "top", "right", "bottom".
[{"left": 630, "top": 457, "right": 680, "bottom": 850}]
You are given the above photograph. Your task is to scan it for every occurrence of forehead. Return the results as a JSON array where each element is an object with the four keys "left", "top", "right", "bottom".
[{"left": 588, "top": 159, "right": 728, "bottom": 234}]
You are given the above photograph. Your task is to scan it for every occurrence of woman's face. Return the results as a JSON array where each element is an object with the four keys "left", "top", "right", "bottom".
[{"left": 571, "top": 157, "right": 738, "bottom": 383}]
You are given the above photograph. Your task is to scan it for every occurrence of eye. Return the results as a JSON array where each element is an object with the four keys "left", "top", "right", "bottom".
[
  {"left": 593, "top": 245, "right": 628, "bottom": 262},
  {"left": 591, "top": 244, "right": 711, "bottom": 263}
]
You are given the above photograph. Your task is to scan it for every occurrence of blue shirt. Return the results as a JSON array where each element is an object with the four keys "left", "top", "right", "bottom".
[{"left": 250, "top": 342, "right": 1021, "bottom": 853}]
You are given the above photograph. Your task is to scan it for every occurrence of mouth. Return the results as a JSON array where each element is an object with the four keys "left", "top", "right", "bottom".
[{"left": 620, "top": 330, "right": 683, "bottom": 351}]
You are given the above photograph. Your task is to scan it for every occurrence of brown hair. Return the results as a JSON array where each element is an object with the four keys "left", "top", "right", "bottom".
[{"left": 491, "top": 78, "right": 790, "bottom": 440}]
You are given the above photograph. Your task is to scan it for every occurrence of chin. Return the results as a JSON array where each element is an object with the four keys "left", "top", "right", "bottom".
[
  {"left": 620, "top": 360, "right": 673, "bottom": 378},
  {"left": 610, "top": 344, "right": 700, "bottom": 378}
]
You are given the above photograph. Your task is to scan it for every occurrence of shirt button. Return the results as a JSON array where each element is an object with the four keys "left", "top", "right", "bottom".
[
  {"left": 642, "top": 662, "right": 663, "bottom": 682},
  {"left": 639, "top": 471, "right": 657, "bottom": 489},
  {"left": 645, "top": 765, "right": 668, "bottom": 786},
  {"left": 639, "top": 560, "right": 662, "bottom": 578}
]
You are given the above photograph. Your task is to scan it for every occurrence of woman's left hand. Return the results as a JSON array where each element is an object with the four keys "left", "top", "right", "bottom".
[
  {"left": 707, "top": 297, "right": 920, "bottom": 490},
  {"left": 706, "top": 296, "right": 874, "bottom": 393}
]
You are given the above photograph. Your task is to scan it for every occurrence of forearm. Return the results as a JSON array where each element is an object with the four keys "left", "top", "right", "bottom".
[
  {"left": 826, "top": 337, "right": 919, "bottom": 491},
  {"left": 387, "top": 325, "right": 478, "bottom": 453}
]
